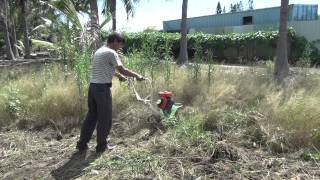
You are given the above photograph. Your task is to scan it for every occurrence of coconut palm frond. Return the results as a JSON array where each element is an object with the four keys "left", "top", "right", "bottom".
[
  {"left": 122, "top": 0, "right": 140, "bottom": 19},
  {"left": 31, "top": 39, "right": 58, "bottom": 49},
  {"left": 99, "top": 11, "right": 112, "bottom": 30},
  {"left": 30, "top": 24, "right": 47, "bottom": 34},
  {"left": 42, "top": 0, "right": 83, "bottom": 30}
]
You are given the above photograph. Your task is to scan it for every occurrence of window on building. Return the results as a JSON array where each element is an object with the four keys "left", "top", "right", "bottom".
[{"left": 243, "top": 16, "right": 253, "bottom": 25}]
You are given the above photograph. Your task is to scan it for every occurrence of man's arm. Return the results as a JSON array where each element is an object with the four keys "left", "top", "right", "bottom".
[
  {"left": 116, "top": 65, "right": 145, "bottom": 81},
  {"left": 114, "top": 72, "right": 127, "bottom": 82}
]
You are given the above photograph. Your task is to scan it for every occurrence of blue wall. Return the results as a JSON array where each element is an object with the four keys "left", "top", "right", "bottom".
[
  {"left": 292, "top": 4, "right": 318, "bottom": 21},
  {"left": 163, "top": 4, "right": 318, "bottom": 32}
]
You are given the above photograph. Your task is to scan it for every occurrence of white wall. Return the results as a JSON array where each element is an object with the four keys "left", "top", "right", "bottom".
[{"left": 289, "top": 20, "right": 320, "bottom": 50}]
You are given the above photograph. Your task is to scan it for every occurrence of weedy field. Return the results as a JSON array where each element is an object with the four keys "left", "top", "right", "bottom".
[{"left": 1, "top": 61, "right": 320, "bottom": 179}]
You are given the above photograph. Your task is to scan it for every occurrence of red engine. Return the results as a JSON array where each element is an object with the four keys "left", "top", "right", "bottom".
[{"left": 157, "top": 91, "right": 175, "bottom": 112}]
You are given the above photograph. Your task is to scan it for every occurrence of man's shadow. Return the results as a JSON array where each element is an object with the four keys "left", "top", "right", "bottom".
[{"left": 51, "top": 150, "right": 101, "bottom": 180}]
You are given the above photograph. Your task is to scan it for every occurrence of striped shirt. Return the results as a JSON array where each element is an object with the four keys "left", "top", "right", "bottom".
[{"left": 90, "top": 46, "right": 123, "bottom": 84}]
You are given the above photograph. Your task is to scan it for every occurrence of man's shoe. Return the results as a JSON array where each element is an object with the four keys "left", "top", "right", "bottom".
[
  {"left": 96, "top": 143, "right": 116, "bottom": 153},
  {"left": 76, "top": 142, "right": 88, "bottom": 151},
  {"left": 107, "top": 144, "right": 116, "bottom": 150},
  {"left": 96, "top": 143, "right": 107, "bottom": 153}
]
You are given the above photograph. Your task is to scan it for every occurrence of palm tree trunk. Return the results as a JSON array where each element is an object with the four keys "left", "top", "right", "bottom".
[
  {"left": 108, "top": 0, "right": 116, "bottom": 31},
  {"left": 274, "top": 0, "right": 289, "bottom": 81},
  {"left": 9, "top": 0, "right": 18, "bottom": 57},
  {"left": 21, "top": 0, "right": 31, "bottom": 59},
  {"left": 90, "top": 0, "right": 100, "bottom": 49},
  {"left": 0, "top": 0, "right": 15, "bottom": 60},
  {"left": 177, "top": 0, "right": 188, "bottom": 65},
  {"left": 10, "top": 17, "right": 19, "bottom": 57}
]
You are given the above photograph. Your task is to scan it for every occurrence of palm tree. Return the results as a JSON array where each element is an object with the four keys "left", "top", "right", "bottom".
[
  {"left": 0, "top": 0, "right": 15, "bottom": 60},
  {"left": 177, "top": 0, "right": 188, "bottom": 65},
  {"left": 72, "top": 0, "right": 90, "bottom": 13},
  {"left": 59, "top": 0, "right": 101, "bottom": 49},
  {"left": 274, "top": 0, "right": 289, "bottom": 81},
  {"left": 44, "top": 0, "right": 112, "bottom": 47},
  {"left": 105, "top": 0, "right": 116, "bottom": 31},
  {"left": 9, "top": 0, "right": 19, "bottom": 57},
  {"left": 20, "top": 0, "right": 31, "bottom": 59},
  {"left": 102, "top": 0, "right": 140, "bottom": 31},
  {"left": 90, "top": 0, "right": 99, "bottom": 49}
]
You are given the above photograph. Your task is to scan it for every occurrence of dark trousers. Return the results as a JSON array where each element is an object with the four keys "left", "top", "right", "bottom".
[{"left": 78, "top": 83, "right": 112, "bottom": 146}]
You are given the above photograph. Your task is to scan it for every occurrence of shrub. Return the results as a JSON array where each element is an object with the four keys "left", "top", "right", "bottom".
[{"left": 100, "top": 30, "right": 320, "bottom": 65}]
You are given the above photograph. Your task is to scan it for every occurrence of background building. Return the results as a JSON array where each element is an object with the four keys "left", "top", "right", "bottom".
[{"left": 163, "top": 4, "right": 320, "bottom": 49}]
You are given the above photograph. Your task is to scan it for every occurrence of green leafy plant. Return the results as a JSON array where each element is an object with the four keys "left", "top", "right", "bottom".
[
  {"left": 205, "top": 50, "right": 215, "bottom": 87},
  {"left": 6, "top": 87, "right": 22, "bottom": 119},
  {"left": 296, "top": 43, "right": 312, "bottom": 68},
  {"left": 115, "top": 29, "right": 320, "bottom": 65},
  {"left": 191, "top": 42, "right": 203, "bottom": 80}
]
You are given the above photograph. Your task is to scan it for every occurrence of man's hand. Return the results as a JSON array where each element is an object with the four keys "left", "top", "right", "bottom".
[
  {"left": 118, "top": 75, "right": 127, "bottom": 82},
  {"left": 114, "top": 72, "right": 127, "bottom": 82},
  {"left": 116, "top": 65, "right": 146, "bottom": 81}
]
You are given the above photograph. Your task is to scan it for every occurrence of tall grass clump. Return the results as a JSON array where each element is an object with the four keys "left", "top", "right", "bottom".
[
  {"left": 190, "top": 42, "right": 203, "bottom": 80},
  {"left": 206, "top": 50, "right": 215, "bottom": 87},
  {"left": 0, "top": 89, "right": 14, "bottom": 126},
  {"left": 110, "top": 81, "right": 132, "bottom": 117},
  {"left": 162, "top": 40, "right": 175, "bottom": 88},
  {"left": 162, "top": 67, "right": 205, "bottom": 106},
  {"left": 152, "top": 63, "right": 320, "bottom": 151},
  {"left": 0, "top": 64, "right": 86, "bottom": 131},
  {"left": 259, "top": 86, "right": 320, "bottom": 149},
  {"left": 208, "top": 70, "right": 320, "bottom": 150}
]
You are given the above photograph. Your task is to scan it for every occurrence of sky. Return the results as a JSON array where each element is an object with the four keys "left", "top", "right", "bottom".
[{"left": 83, "top": 0, "right": 320, "bottom": 32}]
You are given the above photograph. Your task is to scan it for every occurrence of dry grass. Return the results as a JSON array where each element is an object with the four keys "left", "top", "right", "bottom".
[
  {"left": 259, "top": 89, "right": 320, "bottom": 149},
  {"left": 1, "top": 62, "right": 320, "bottom": 179},
  {"left": 1, "top": 62, "right": 320, "bottom": 151},
  {"left": 0, "top": 64, "right": 85, "bottom": 131},
  {"left": 0, "top": 95, "right": 11, "bottom": 127}
]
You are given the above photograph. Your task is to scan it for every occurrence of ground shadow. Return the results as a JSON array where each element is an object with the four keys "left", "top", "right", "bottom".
[{"left": 51, "top": 150, "right": 101, "bottom": 180}]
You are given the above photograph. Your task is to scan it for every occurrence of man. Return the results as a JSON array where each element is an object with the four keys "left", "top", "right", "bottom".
[{"left": 76, "top": 32, "right": 145, "bottom": 153}]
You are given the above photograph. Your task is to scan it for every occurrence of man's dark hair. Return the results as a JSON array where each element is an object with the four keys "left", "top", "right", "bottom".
[{"left": 107, "top": 32, "right": 125, "bottom": 44}]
